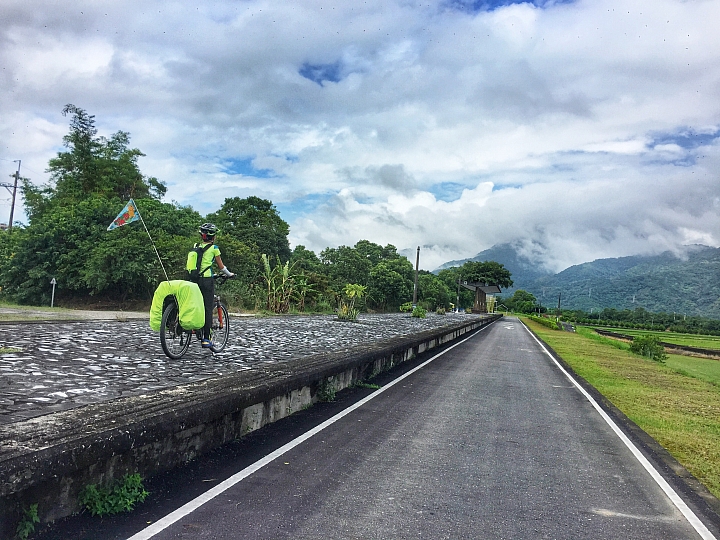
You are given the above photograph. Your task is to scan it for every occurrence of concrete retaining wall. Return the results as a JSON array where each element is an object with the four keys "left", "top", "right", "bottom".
[{"left": 0, "top": 314, "right": 500, "bottom": 535}]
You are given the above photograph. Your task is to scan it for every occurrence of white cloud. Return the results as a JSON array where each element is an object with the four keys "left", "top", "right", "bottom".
[{"left": 0, "top": 0, "right": 719, "bottom": 270}]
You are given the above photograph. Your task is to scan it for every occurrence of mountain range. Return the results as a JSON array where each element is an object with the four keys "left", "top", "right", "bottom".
[{"left": 434, "top": 243, "right": 720, "bottom": 319}]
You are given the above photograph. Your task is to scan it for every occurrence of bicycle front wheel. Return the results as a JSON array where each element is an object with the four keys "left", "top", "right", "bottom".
[
  {"left": 160, "top": 302, "right": 191, "bottom": 359},
  {"left": 210, "top": 303, "right": 230, "bottom": 353}
]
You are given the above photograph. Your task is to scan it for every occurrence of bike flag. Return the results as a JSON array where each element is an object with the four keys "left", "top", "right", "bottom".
[{"left": 107, "top": 199, "right": 140, "bottom": 231}]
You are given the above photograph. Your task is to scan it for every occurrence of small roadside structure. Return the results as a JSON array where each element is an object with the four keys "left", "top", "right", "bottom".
[{"left": 461, "top": 281, "right": 502, "bottom": 313}]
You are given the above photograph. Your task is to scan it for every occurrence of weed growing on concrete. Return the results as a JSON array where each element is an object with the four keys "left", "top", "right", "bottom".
[
  {"left": 337, "top": 284, "right": 366, "bottom": 321},
  {"left": 79, "top": 474, "right": 149, "bottom": 516},
  {"left": 353, "top": 382, "right": 380, "bottom": 390},
  {"left": 317, "top": 378, "right": 336, "bottom": 402},
  {"left": 411, "top": 306, "right": 427, "bottom": 318},
  {"left": 16, "top": 503, "right": 39, "bottom": 540}
]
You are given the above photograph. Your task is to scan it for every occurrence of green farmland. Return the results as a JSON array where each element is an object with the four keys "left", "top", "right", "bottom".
[{"left": 591, "top": 326, "right": 720, "bottom": 351}]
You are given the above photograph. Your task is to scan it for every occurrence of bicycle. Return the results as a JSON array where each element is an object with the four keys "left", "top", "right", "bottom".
[{"left": 160, "top": 274, "right": 232, "bottom": 359}]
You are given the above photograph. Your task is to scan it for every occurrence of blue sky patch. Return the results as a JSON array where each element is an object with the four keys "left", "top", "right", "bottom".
[
  {"left": 646, "top": 127, "right": 720, "bottom": 167},
  {"left": 649, "top": 128, "right": 720, "bottom": 150},
  {"left": 428, "top": 182, "right": 469, "bottom": 202},
  {"left": 445, "top": 0, "right": 574, "bottom": 13},
  {"left": 275, "top": 193, "right": 335, "bottom": 223},
  {"left": 299, "top": 61, "right": 343, "bottom": 86},
  {"left": 223, "top": 157, "right": 274, "bottom": 178}
]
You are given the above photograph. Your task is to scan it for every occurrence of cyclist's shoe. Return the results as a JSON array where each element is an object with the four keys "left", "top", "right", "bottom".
[{"left": 201, "top": 339, "right": 213, "bottom": 348}]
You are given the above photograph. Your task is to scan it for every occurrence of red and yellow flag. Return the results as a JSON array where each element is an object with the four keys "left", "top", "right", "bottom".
[{"left": 107, "top": 199, "right": 140, "bottom": 231}]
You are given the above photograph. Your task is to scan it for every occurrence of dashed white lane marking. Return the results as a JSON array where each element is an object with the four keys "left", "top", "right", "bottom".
[
  {"left": 521, "top": 321, "right": 716, "bottom": 540},
  {"left": 127, "top": 321, "right": 496, "bottom": 540},
  {"left": 591, "top": 507, "right": 680, "bottom": 523}
]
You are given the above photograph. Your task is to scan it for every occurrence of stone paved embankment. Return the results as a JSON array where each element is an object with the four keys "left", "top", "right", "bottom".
[{"left": 0, "top": 313, "right": 480, "bottom": 424}]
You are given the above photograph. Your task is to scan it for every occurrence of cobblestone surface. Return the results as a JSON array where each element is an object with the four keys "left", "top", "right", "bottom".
[{"left": 0, "top": 313, "right": 481, "bottom": 424}]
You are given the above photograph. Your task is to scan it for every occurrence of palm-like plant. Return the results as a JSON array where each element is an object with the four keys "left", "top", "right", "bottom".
[
  {"left": 261, "top": 254, "right": 296, "bottom": 313},
  {"left": 338, "top": 283, "right": 366, "bottom": 321}
]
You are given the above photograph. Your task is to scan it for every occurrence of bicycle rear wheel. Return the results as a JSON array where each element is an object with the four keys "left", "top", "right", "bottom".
[
  {"left": 210, "top": 303, "right": 229, "bottom": 353},
  {"left": 160, "top": 302, "right": 191, "bottom": 359}
]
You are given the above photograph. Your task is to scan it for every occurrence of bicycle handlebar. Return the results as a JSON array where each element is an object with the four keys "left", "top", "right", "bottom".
[{"left": 213, "top": 273, "right": 236, "bottom": 285}]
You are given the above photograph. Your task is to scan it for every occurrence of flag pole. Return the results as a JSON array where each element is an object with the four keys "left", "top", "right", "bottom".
[{"left": 134, "top": 203, "right": 170, "bottom": 283}]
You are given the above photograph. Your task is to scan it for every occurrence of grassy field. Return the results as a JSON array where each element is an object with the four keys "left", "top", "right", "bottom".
[
  {"left": 592, "top": 326, "right": 720, "bottom": 351},
  {"left": 523, "top": 317, "right": 720, "bottom": 499}
]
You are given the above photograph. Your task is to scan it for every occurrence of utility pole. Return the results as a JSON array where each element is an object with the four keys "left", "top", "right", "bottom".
[
  {"left": 8, "top": 160, "right": 19, "bottom": 230},
  {"left": 1, "top": 160, "right": 20, "bottom": 230},
  {"left": 456, "top": 277, "right": 460, "bottom": 313},
  {"left": 412, "top": 246, "right": 420, "bottom": 308}
]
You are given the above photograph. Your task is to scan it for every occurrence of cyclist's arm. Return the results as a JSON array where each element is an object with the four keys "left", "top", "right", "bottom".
[{"left": 215, "top": 255, "right": 234, "bottom": 277}]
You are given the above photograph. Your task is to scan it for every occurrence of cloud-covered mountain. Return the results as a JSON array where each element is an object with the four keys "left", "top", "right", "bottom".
[
  {"left": 433, "top": 242, "right": 553, "bottom": 286},
  {"left": 436, "top": 244, "right": 720, "bottom": 318}
]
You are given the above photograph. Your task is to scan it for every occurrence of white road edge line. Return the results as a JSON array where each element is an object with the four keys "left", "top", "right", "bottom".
[
  {"left": 521, "top": 321, "right": 716, "bottom": 540},
  {"left": 127, "top": 321, "right": 495, "bottom": 540}
]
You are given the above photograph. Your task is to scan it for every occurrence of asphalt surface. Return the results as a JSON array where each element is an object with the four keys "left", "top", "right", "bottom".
[{"left": 62, "top": 315, "right": 709, "bottom": 540}]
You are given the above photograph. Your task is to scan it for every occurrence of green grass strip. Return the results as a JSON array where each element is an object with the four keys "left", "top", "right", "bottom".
[{"left": 524, "top": 317, "right": 720, "bottom": 499}]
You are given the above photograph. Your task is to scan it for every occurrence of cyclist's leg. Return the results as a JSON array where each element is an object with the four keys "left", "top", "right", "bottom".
[{"left": 197, "top": 277, "right": 215, "bottom": 342}]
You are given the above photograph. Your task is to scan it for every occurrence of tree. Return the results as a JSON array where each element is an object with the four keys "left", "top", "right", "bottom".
[
  {"left": 458, "top": 260, "right": 513, "bottom": 289},
  {"left": 320, "top": 245, "right": 373, "bottom": 289},
  {"left": 289, "top": 245, "right": 330, "bottom": 310},
  {"left": 44, "top": 104, "right": 166, "bottom": 205},
  {"left": 1, "top": 196, "right": 203, "bottom": 304},
  {"left": 367, "top": 262, "right": 412, "bottom": 311},
  {"left": 290, "top": 245, "right": 323, "bottom": 274},
  {"left": 417, "top": 272, "right": 452, "bottom": 310},
  {"left": 319, "top": 240, "right": 408, "bottom": 291},
  {"left": 0, "top": 106, "right": 195, "bottom": 305},
  {"left": 206, "top": 196, "right": 291, "bottom": 262},
  {"left": 436, "top": 267, "right": 474, "bottom": 308},
  {"left": 503, "top": 289, "right": 538, "bottom": 313}
]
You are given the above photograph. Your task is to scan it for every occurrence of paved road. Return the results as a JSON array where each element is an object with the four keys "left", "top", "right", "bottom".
[{"left": 113, "top": 317, "right": 711, "bottom": 540}]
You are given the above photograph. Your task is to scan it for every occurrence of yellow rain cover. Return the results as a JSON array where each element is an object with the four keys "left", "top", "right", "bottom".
[{"left": 149, "top": 280, "right": 205, "bottom": 331}]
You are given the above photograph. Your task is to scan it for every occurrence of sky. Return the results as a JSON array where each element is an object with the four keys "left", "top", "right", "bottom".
[{"left": 1, "top": 0, "right": 719, "bottom": 272}]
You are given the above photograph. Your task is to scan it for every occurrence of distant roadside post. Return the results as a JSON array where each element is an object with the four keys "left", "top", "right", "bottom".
[
  {"left": 412, "top": 246, "right": 419, "bottom": 309},
  {"left": 456, "top": 278, "right": 460, "bottom": 312},
  {"left": 50, "top": 277, "right": 57, "bottom": 308}
]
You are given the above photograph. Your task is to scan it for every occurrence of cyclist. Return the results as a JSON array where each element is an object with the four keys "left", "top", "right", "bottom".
[{"left": 191, "top": 223, "right": 234, "bottom": 348}]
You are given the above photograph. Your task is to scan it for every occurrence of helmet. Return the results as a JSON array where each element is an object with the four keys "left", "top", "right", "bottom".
[{"left": 199, "top": 223, "right": 218, "bottom": 241}]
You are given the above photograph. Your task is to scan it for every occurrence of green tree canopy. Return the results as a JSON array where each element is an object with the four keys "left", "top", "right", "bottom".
[
  {"left": 205, "top": 196, "right": 291, "bottom": 262},
  {"left": 458, "top": 260, "right": 513, "bottom": 289},
  {"left": 436, "top": 267, "right": 474, "bottom": 308},
  {"left": 0, "top": 105, "right": 193, "bottom": 305},
  {"left": 40, "top": 104, "right": 166, "bottom": 208},
  {"left": 503, "top": 289, "right": 538, "bottom": 313},
  {"left": 320, "top": 244, "right": 373, "bottom": 288},
  {"left": 368, "top": 261, "right": 413, "bottom": 310},
  {"left": 417, "top": 271, "right": 452, "bottom": 310},
  {"left": 290, "top": 245, "right": 323, "bottom": 274}
]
